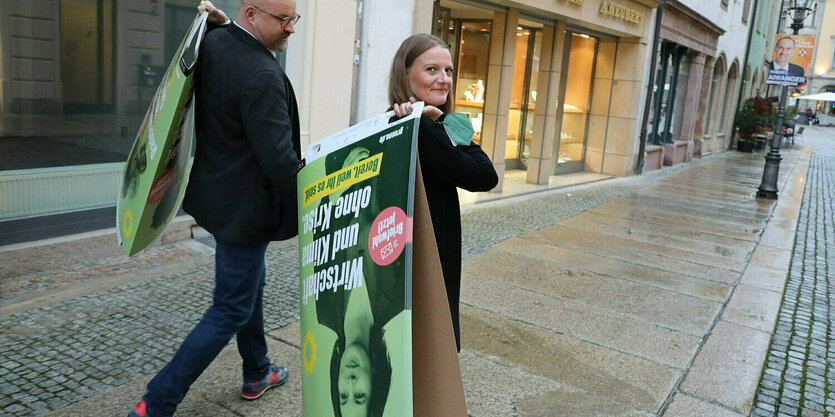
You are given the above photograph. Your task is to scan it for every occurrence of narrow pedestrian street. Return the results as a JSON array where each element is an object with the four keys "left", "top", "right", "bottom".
[{"left": 1, "top": 127, "right": 831, "bottom": 416}]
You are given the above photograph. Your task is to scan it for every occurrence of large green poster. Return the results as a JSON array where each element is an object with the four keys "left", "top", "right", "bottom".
[
  {"left": 298, "top": 107, "right": 422, "bottom": 417},
  {"left": 117, "top": 13, "right": 207, "bottom": 256}
]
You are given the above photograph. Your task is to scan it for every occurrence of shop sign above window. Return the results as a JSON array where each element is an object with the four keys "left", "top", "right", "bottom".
[{"left": 599, "top": 1, "right": 643, "bottom": 23}]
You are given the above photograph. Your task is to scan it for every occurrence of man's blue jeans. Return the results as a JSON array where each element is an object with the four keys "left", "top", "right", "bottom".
[{"left": 143, "top": 239, "right": 271, "bottom": 416}]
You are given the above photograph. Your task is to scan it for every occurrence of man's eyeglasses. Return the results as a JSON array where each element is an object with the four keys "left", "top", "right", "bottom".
[{"left": 252, "top": 5, "right": 301, "bottom": 28}]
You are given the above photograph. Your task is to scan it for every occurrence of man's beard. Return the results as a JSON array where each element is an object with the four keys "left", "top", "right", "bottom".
[{"left": 273, "top": 33, "right": 290, "bottom": 52}]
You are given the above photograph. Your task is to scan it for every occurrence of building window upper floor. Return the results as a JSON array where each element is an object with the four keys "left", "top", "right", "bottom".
[{"left": 831, "top": 37, "right": 835, "bottom": 69}]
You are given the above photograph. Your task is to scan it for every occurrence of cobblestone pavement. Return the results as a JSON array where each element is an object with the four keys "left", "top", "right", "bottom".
[
  {"left": 0, "top": 243, "right": 208, "bottom": 303},
  {"left": 0, "top": 158, "right": 692, "bottom": 416},
  {"left": 750, "top": 134, "right": 835, "bottom": 417}
]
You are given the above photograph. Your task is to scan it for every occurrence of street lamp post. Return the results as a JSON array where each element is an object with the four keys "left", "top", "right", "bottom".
[{"left": 757, "top": 0, "right": 812, "bottom": 199}]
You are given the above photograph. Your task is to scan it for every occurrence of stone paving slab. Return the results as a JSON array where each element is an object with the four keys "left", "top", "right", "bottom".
[
  {"left": 589, "top": 201, "right": 764, "bottom": 242},
  {"left": 461, "top": 260, "right": 702, "bottom": 368},
  {"left": 493, "top": 237, "right": 731, "bottom": 302},
  {"left": 748, "top": 244, "right": 794, "bottom": 272},
  {"left": 663, "top": 392, "right": 743, "bottom": 417},
  {"left": 633, "top": 187, "right": 774, "bottom": 217},
  {"left": 527, "top": 225, "right": 745, "bottom": 277},
  {"left": 635, "top": 174, "right": 774, "bottom": 200},
  {"left": 462, "top": 251, "right": 721, "bottom": 335},
  {"left": 516, "top": 392, "right": 654, "bottom": 417},
  {"left": 619, "top": 193, "right": 771, "bottom": 222},
  {"left": 739, "top": 264, "right": 790, "bottom": 294},
  {"left": 758, "top": 222, "right": 798, "bottom": 251},
  {"left": 618, "top": 192, "right": 771, "bottom": 230},
  {"left": 721, "top": 284, "right": 783, "bottom": 333},
  {"left": 600, "top": 191, "right": 769, "bottom": 225},
  {"left": 459, "top": 349, "right": 566, "bottom": 417},
  {"left": 460, "top": 304, "right": 680, "bottom": 414},
  {"left": 678, "top": 320, "right": 773, "bottom": 414},
  {"left": 656, "top": 174, "right": 766, "bottom": 191},
  {"left": 643, "top": 180, "right": 765, "bottom": 201},
  {"left": 559, "top": 211, "right": 757, "bottom": 262}
]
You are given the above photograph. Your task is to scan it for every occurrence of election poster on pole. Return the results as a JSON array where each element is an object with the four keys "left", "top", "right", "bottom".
[
  {"left": 767, "top": 34, "right": 816, "bottom": 86},
  {"left": 297, "top": 103, "right": 467, "bottom": 417}
]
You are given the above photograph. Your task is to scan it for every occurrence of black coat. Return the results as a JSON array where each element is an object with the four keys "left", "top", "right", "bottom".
[
  {"left": 417, "top": 115, "right": 498, "bottom": 350},
  {"left": 184, "top": 23, "right": 301, "bottom": 245}
]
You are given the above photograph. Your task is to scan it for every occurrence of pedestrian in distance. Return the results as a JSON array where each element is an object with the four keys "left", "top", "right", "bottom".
[
  {"left": 127, "top": 0, "right": 302, "bottom": 415},
  {"left": 389, "top": 34, "right": 499, "bottom": 352}
]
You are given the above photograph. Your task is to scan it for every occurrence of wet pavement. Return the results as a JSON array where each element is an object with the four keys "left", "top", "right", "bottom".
[
  {"left": 458, "top": 139, "right": 809, "bottom": 417},
  {"left": 0, "top": 127, "right": 828, "bottom": 416},
  {"left": 750, "top": 127, "right": 835, "bottom": 417}
]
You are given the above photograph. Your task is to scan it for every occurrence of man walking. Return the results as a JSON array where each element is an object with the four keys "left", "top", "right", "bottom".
[{"left": 128, "top": 1, "right": 301, "bottom": 415}]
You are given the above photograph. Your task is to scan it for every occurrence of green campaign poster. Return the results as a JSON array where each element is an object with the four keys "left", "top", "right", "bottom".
[
  {"left": 298, "top": 105, "right": 423, "bottom": 417},
  {"left": 117, "top": 13, "right": 207, "bottom": 256}
]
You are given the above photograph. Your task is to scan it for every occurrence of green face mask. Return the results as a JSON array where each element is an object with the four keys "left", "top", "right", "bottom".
[{"left": 443, "top": 113, "right": 475, "bottom": 147}]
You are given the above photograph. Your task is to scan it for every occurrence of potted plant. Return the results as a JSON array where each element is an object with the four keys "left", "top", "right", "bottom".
[{"left": 734, "top": 98, "right": 766, "bottom": 152}]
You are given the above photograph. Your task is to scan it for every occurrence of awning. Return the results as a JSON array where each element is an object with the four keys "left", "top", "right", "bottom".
[{"left": 796, "top": 92, "right": 835, "bottom": 101}]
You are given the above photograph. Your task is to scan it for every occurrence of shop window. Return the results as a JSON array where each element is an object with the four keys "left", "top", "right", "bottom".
[
  {"left": 648, "top": 45, "right": 687, "bottom": 145},
  {"left": 719, "top": 63, "right": 739, "bottom": 131},
  {"left": 505, "top": 23, "right": 542, "bottom": 168},
  {"left": 433, "top": 0, "right": 497, "bottom": 145},
  {"left": 59, "top": 0, "right": 115, "bottom": 113},
  {"left": 660, "top": 54, "right": 676, "bottom": 141},
  {"left": 555, "top": 32, "right": 597, "bottom": 173},
  {"left": 671, "top": 54, "right": 689, "bottom": 141},
  {"left": 704, "top": 59, "right": 725, "bottom": 134},
  {"left": 454, "top": 21, "right": 492, "bottom": 145},
  {"left": 647, "top": 48, "right": 668, "bottom": 145}
]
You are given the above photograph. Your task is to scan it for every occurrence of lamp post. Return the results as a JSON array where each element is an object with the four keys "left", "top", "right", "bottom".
[{"left": 757, "top": 0, "right": 812, "bottom": 199}]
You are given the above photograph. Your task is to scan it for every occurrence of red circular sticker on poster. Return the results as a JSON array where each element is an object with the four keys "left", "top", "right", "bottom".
[
  {"left": 368, "top": 207, "right": 410, "bottom": 266},
  {"left": 147, "top": 169, "right": 173, "bottom": 204}
]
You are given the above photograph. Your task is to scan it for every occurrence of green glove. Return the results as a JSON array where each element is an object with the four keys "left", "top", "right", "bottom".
[{"left": 443, "top": 113, "right": 475, "bottom": 147}]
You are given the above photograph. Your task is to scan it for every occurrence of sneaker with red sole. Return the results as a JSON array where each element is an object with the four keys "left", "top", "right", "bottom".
[
  {"left": 240, "top": 364, "right": 289, "bottom": 400},
  {"left": 127, "top": 399, "right": 148, "bottom": 417}
]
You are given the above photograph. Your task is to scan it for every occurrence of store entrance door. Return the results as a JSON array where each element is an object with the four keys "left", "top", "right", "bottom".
[
  {"left": 59, "top": 0, "right": 115, "bottom": 113},
  {"left": 554, "top": 31, "right": 598, "bottom": 174},
  {"left": 505, "top": 23, "right": 542, "bottom": 170}
]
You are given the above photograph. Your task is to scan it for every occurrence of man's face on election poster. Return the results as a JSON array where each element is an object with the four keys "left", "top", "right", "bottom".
[{"left": 774, "top": 37, "right": 796, "bottom": 67}]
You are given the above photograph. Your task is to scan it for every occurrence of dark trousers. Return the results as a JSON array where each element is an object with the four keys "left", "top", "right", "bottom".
[{"left": 143, "top": 239, "right": 271, "bottom": 416}]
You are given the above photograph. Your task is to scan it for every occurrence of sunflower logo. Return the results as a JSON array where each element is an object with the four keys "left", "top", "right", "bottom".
[
  {"left": 122, "top": 209, "right": 134, "bottom": 238},
  {"left": 303, "top": 330, "right": 318, "bottom": 375}
]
